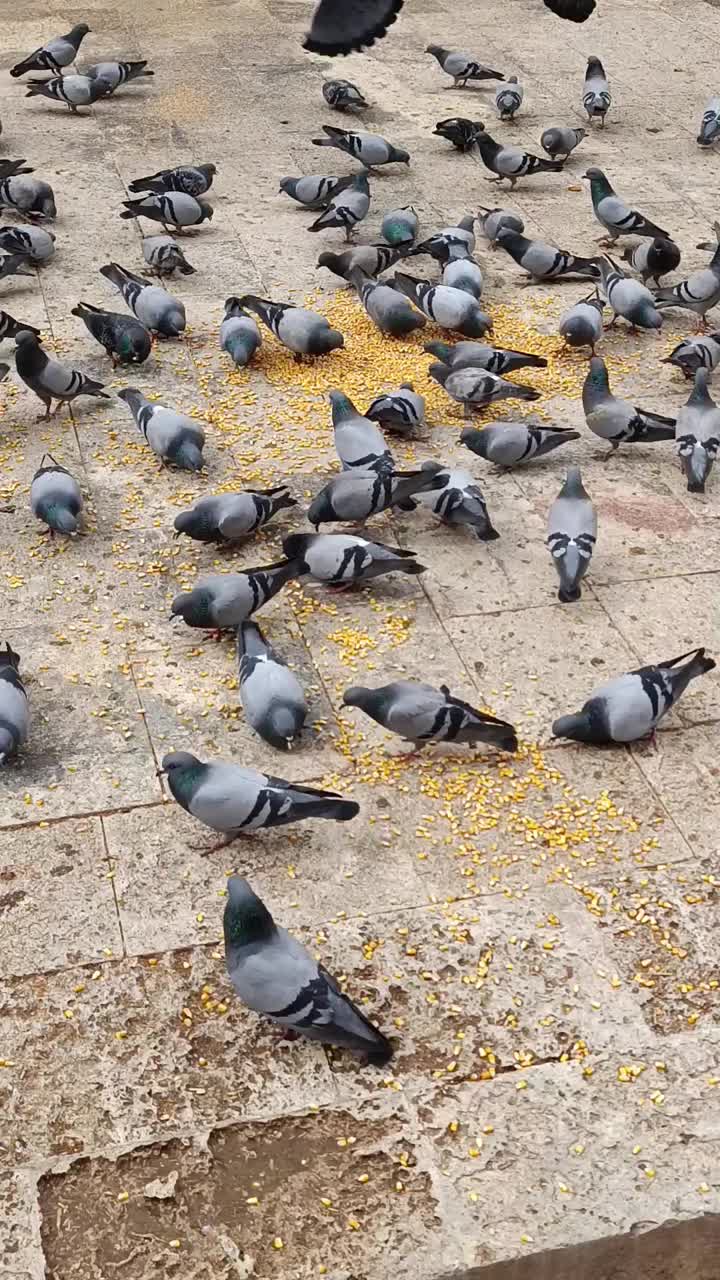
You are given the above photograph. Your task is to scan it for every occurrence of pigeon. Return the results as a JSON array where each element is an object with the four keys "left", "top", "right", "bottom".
[
  {"left": 495, "top": 75, "right": 523, "bottom": 121},
  {"left": 425, "top": 46, "right": 504, "bottom": 86},
  {"left": 0, "top": 642, "right": 28, "bottom": 765},
  {"left": 343, "top": 680, "right": 518, "bottom": 751},
  {"left": 425, "top": 340, "right": 547, "bottom": 375},
  {"left": 349, "top": 266, "right": 425, "bottom": 336},
  {"left": 220, "top": 298, "right": 262, "bottom": 367},
  {"left": 674, "top": 369, "right": 720, "bottom": 493},
  {"left": 329, "top": 389, "right": 395, "bottom": 472},
  {"left": 654, "top": 228, "right": 720, "bottom": 329},
  {"left": 0, "top": 176, "right": 56, "bottom": 221},
  {"left": 308, "top": 173, "right": 370, "bottom": 240},
  {"left": 393, "top": 272, "right": 492, "bottom": 337},
  {"left": 544, "top": 0, "right": 596, "bottom": 17},
  {"left": 0, "top": 254, "right": 33, "bottom": 283},
  {"left": 223, "top": 876, "right": 390, "bottom": 1063},
  {"left": 558, "top": 294, "right": 605, "bottom": 352},
  {"left": 283, "top": 531, "right": 424, "bottom": 586},
  {"left": 582, "top": 356, "right": 675, "bottom": 452},
  {"left": 25, "top": 74, "right": 109, "bottom": 112},
  {"left": 128, "top": 164, "right": 216, "bottom": 196},
  {"left": 237, "top": 622, "right": 307, "bottom": 750},
  {"left": 622, "top": 238, "right": 681, "bottom": 285},
  {"left": 0, "top": 160, "right": 35, "bottom": 181},
  {"left": 552, "top": 649, "right": 716, "bottom": 744},
  {"left": 461, "top": 421, "right": 580, "bottom": 466},
  {"left": 540, "top": 126, "right": 587, "bottom": 160},
  {"left": 15, "top": 330, "right": 108, "bottom": 418},
  {"left": 118, "top": 388, "right": 206, "bottom": 470},
  {"left": 0, "top": 310, "right": 40, "bottom": 342},
  {"left": 477, "top": 205, "right": 525, "bottom": 247},
  {"left": 546, "top": 467, "right": 597, "bottom": 603},
  {"left": 30, "top": 454, "right": 83, "bottom": 535},
  {"left": 71, "top": 302, "right": 151, "bottom": 366},
  {"left": 169, "top": 561, "right": 298, "bottom": 632},
  {"left": 413, "top": 463, "right": 499, "bottom": 540},
  {"left": 442, "top": 258, "right": 484, "bottom": 298},
  {"left": 430, "top": 363, "right": 540, "bottom": 413},
  {"left": 84, "top": 60, "right": 153, "bottom": 92},
  {"left": 697, "top": 98, "right": 720, "bottom": 148},
  {"left": 174, "top": 487, "right": 296, "bottom": 545},
  {"left": 142, "top": 235, "right": 195, "bottom": 277},
  {"left": 583, "top": 56, "right": 611, "bottom": 126},
  {"left": 307, "top": 465, "right": 443, "bottom": 527},
  {"left": 311, "top": 126, "right": 409, "bottom": 170},
  {"left": 433, "top": 117, "right": 482, "bottom": 151},
  {"left": 583, "top": 168, "right": 669, "bottom": 244},
  {"left": 0, "top": 225, "right": 55, "bottom": 263},
  {"left": 11, "top": 24, "right": 91, "bottom": 77},
  {"left": 317, "top": 244, "right": 405, "bottom": 282},
  {"left": 409, "top": 215, "right": 476, "bottom": 264},
  {"left": 304, "top": 0, "right": 403, "bottom": 55},
  {"left": 663, "top": 332, "right": 720, "bottom": 380},
  {"left": 100, "top": 262, "right": 186, "bottom": 337},
  {"left": 597, "top": 257, "right": 663, "bottom": 331},
  {"left": 474, "top": 128, "right": 564, "bottom": 186},
  {"left": 495, "top": 227, "right": 600, "bottom": 282},
  {"left": 120, "top": 193, "right": 213, "bottom": 231},
  {"left": 279, "top": 175, "right": 352, "bottom": 210},
  {"left": 381, "top": 206, "right": 418, "bottom": 247},
  {"left": 322, "top": 79, "right": 367, "bottom": 110},
  {"left": 365, "top": 383, "right": 426, "bottom": 436},
  {"left": 161, "top": 755, "right": 358, "bottom": 848},
  {"left": 237, "top": 295, "right": 343, "bottom": 358}
]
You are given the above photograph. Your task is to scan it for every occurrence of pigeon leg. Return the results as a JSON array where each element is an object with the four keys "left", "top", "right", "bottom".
[
  {"left": 193, "top": 831, "right": 242, "bottom": 857},
  {"left": 36, "top": 397, "right": 53, "bottom": 421}
]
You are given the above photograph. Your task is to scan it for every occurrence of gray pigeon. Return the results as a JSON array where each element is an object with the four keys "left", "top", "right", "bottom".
[
  {"left": 237, "top": 621, "right": 307, "bottom": 749},
  {"left": 323, "top": 78, "right": 367, "bottom": 110},
  {"left": 558, "top": 294, "right": 605, "bottom": 352},
  {"left": 674, "top": 369, "right": 720, "bottom": 493},
  {"left": 540, "top": 126, "right": 587, "bottom": 160},
  {"left": 552, "top": 649, "right": 716, "bottom": 744},
  {"left": 307, "top": 465, "right": 444, "bottom": 527},
  {"left": 317, "top": 244, "right": 406, "bottom": 282},
  {"left": 118, "top": 388, "right": 206, "bottom": 470},
  {"left": 224, "top": 876, "right": 391, "bottom": 1063},
  {"left": 583, "top": 56, "right": 611, "bottom": 126},
  {"left": 582, "top": 357, "right": 675, "bottom": 453},
  {"left": 311, "top": 125, "right": 409, "bottom": 170},
  {"left": 0, "top": 310, "right": 40, "bottom": 342},
  {"left": 0, "top": 224, "right": 55, "bottom": 263},
  {"left": 429, "top": 362, "right": 539, "bottom": 413},
  {"left": 546, "top": 467, "right": 597, "bottom": 603},
  {"left": 170, "top": 561, "right": 298, "bottom": 631},
  {"left": 584, "top": 168, "right": 669, "bottom": 244},
  {"left": 381, "top": 206, "right": 418, "bottom": 247},
  {"left": 304, "top": 0, "right": 403, "bottom": 56},
  {"left": 697, "top": 98, "right": 720, "bottom": 148},
  {"left": 424, "top": 339, "right": 547, "bottom": 375},
  {"left": 474, "top": 128, "right": 564, "bottom": 187},
  {"left": 461, "top": 421, "right": 579, "bottom": 466},
  {"left": 71, "top": 302, "right": 151, "bottom": 366},
  {"left": 220, "top": 297, "right": 262, "bottom": 367},
  {"left": 425, "top": 46, "right": 504, "bottom": 86},
  {"left": 15, "top": 330, "right": 108, "bottom": 418},
  {"left": 128, "top": 164, "right": 216, "bottom": 196},
  {"left": 100, "top": 262, "right": 186, "bottom": 337},
  {"left": 30, "top": 454, "right": 83, "bottom": 535},
  {"left": 477, "top": 205, "right": 524, "bottom": 247},
  {"left": 433, "top": 117, "right": 482, "bottom": 151},
  {"left": 329, "top": 389, "right": 395, "bottom": 471},
  {"left": 654, "top": 228, "right": 720, "bottom": 327},
  {"left": 174, "top": 487, "right": 297, "bottom": 543},
  {"left": 597, "top": 257, "right": 662, "bottom": 331},
  {"left": 142, "top": 235, "right": 195, "bottom": 277},
  {"left": 495, "top": 75, "right": 523, "bottom": 120},
  {"left": 237, "top": 294, "right": 343, "bottom": 358},
  {"left": 442, "top": 257, "right": 484, "bottom": 298},
  {"left": 0, "top": 642, "right": 28, "bottom": 765},
  {"left": 25, "top": 74, "right": 109, "bottom": 111},
  {"left": 282, "top": 531, "right": 425, "bottom": 585},
  {"left": 663, "top": 332, "right": 720, "bottom": 380},
  {"left": 308, "top": 173, "right": 370, "bottom": 240},
  {"left": 393, "top": 271, "right": 491, "bottom": 337},
  {"left": 279, "top": 175, "right": 352, "bottom": 209},
  {"left": 120, "top": 192, "right": 213, "bottom": 231},
  {"left": 343, "top": 680, "right": 518, "bottom": 751},
  {"left": 622, "top": 238, "right": 680, "bottom": 285},
  {"left": 161, "top": 754, "right": 358, "bottom": 850},
  {"left": 409, "top": 216, "right": 476, "bottom": 265},
  {"left": 84, "top": 60, "right": 153, "bottom": 92},
  {"left": 365, "top": 383, "right": 425, "bottom": 436},
  {"left": 349, "top": 266, "right": 425, "bottom": 336},
  {"left": 0, "top": 176, "right": 56, "bottom": 221},
  {"left": 11, "top": 24, "right": 90, "bottom": 77},
  {"left": 495, "top": 227, "right": 599, "bottom": 282},
  {"left": 413, "top": 464, "right": 499, "bottom": 540}
]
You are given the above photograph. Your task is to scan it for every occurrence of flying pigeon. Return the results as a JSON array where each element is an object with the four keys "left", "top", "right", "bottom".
[
  {"left": 237, "top": 295, "right": 343, "bottom": 357},
  {"left": 282, "top": 531, "right": 424, "bottom": 586},
  {"left": 424, "top": 339, "right": 547, "bottom": 375},
  {"left": 142, "top": 235, "right": 195, "bottom": 277},
  {"left": 425, "top": 46, "right": 504, "bottom": 86},
  {"left": 322, "top": 79, "right": 367, "bottom": 110},
  {"left": 393, "top": 271, "right": 491, "bottom": 337},
  {"left": 173, "top": 488, "right": 297, "bottom": 544},
  {"left": 495, "top": 227, "right": 599, "bottom": 281},
  {"left": 118, "top": 388, "right": 206, "bottom": 470},
  {"left": 349, "top": 266, "right": 425, "bottom": 337},
  {"left": 100, "top": 262, "right": 186, "bottom": 336},
  {"left": 622, "top": 238, "right": 680, "bottom": 285},
  {"left": 474, "top": 127, "right": 564, "bottom": 186},
  {"left": 343, "top": 680, "right": 518, "bottom": 751},
  {"left": 237, "top": 621, "right": 307, "bottom": 750},
  {"left": 461, "top": 421, "right": 579, "bottom": 466},
  {"left": 303, "top": 0, "right": 404, "bottom": 55},
  {"left": 545, "top": 0, "right": 596, "bottom": 16},
  {"left": 71, "top": 302, "right": 151, "bottom": 366},
  {"left": 546, "top": 467, "right": 597, "bottom": 603},
  {"left": 15, "top": 330, "right": 108, "bottom": 418},
  {"left": 128, "top": 164, "right": 216, "bottom": 196},
  {"left": 311, "top": 125, "right": 409, "bottom": 170},
  {"left": 582, "top": 356, "right": 675, "bottom": 453},
  {"left": 220, "top": 297, "right": 262, "bottom": 367},
  {"left": 675, "top": 369, "right": 720, "bottom": 493},
  {"left": 120, "top": 192, "right": 213, "bottom": 231},
  {"left": 0, "top": 642, "right": 28, "bottom": 765},
  {"left": 413, "top": 463, "right": 499, "bottom": 540},
  {"left": 11, "top": 24, "right": 91, "bottom": 77},
  {"left": 169, "top": 561, "right": 298, "bottom": 632},
  {"left": 540, "top": 126, "right": 587, "bottom": 160},
  {"left": 30, "top": 454, "right": 83, "bottom": 535},
  {"left": 583, "top": 56, "right": 611, "bottom": 126},
  {"left": 329, "top": 389, "right": 394, "bottom": 471},
  {"left": 429, "top": 363, "right": 539, "bottom": 413}
]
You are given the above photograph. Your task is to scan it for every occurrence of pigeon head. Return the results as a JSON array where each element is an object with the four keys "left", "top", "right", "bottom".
[
  {"left": 170, "top": 587, "right": 214, "bottom": 627},
  {"left": 282, "top": 532, "right": 311, "bottom": 560},
  {"left": 0, "top": 641, "right": 21, "bottom": 672},
  {"left": 172, "top": 441, "right": 204, "bottom": 472},
  {"left": 424, "top": 341, "right": 453, "bottom": 361},
  {"left": 582, "top": 166, "right": 611, "bottom": 197},
  {"left": 308, "top": 327, "right": 344, "bottom": 356},
  {"left": 551, "top": 710, "right": 596, "bottom": 743},
  {"left": 587, "top": 355, "right": 609, "bottom": 388},
  {"left": 224, "top": 876, "right": 275, "bottom": 947},
  {"left": 197, "top": 200, "right": 214, "bottom": 222},
  {"left": 15, "top": 329, "right": 40, "bottom": 349},
  {"left": 679, "top": 438, "right": 713, "bottom": 493},
  {"left": 173, "top": 506, "right": 216, "bottom": 542},
  {"left": 342, "top": 685, "right": 374, "bottom": 710},
  {"left": 119, "top": 328, "right": 152, "bottom": 364},
  {"left": 634, "top": 302, "right": 663, "bottom": 330},
  {"left": 264, "top": 706, "right": 305, "bottom": 751},
  {"left": 427, "top": 361, "right": 449, "bottom": 387},
  {"left": 156, "top": 306, "right": 186, "bottom": 337},
  {"left": 328, "top": 389, "right": 357, "bottom": 421},
  {"left": 72, "top": 24, "right": 91, "bottom": 37},
  {"left": 306, "top": 488, "right": 334, "bottom": 529},
  {"left": 224, "top": 296, "right": 249, "bottom": 318},
  {"left": 425, "top": 45, "right": 446, "bottom": 57},
  {"left": 586, "top": 56, "right": 605, "bottom": 74},
  {"left": 160, "top": 750, "right": 201, "bottom": 774},
  {"left": 388, "top": 146, "right": 411, "bottom": 165}
]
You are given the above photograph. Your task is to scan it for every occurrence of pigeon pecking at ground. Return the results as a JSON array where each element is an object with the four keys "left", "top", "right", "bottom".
[
  {"left": 236, "top": 621, "right": 307, "bottom": 750},
  {"left": 220, "top": 298, "right": 262, "bottom": 367},
  {"left": 237, "top": 295, "right": 344, "bottom": 358},
  {"left": 71, "top": 302, "right": 151, "bottom": 366},
  {"left": 312, "top": 125, "right": 409, "bottom": 170},
  {"left": 282, "top": 532, "right": 425, "bottom": 587},
  {"left": 425, "top": 47, "right": 504, "bottom": 87},
  {"left": 129, "top": 164, "right": 216, "bottom": 196},
  {"left": 343, "top": 680, "right": 518, "bottom": 752},
  {"left": 120, "top": 192, "right": 214, "bottom": 231},
  {"left": 100, "top": 262, "right": 186, "bottom": 337},
  {"left": 349, "top": 266, "right": 426, "bottom": 336},
  {"left": 142, "top": 235, "right": 195, "bottom": 277},
  {"left": 117, "top": 388, "right": 206, "bottom": 471},
  {"left": 674, "top": 369, "right": 720, "bottom": 493},
  {"left": 30, "top": 455, "right": 83, "bottom": 536},
  {"left": 393, "top": 271, "right": 492, "bottom": 337},
  {"left": 307, "top": 465, "right": 444, "bottom": 527},
  {"left": 461, "top": 421, "right": 579, "bottom": 466},
  {"left": 546, "top": 467, "right": 597, "bottom": 603},
  {"left": 169, "top": 561, "right": 299, "bottom": 633},
  {"left": 174, "top": 488, "right": 297, "bottom": 544}
]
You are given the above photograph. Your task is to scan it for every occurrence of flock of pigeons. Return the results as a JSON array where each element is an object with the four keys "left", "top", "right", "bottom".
[{"left": 0, "top": 10, "right": 718, "bottom": 1066}]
